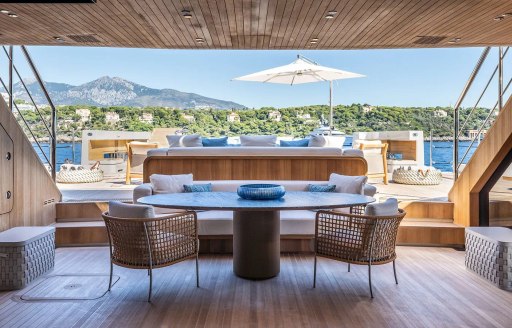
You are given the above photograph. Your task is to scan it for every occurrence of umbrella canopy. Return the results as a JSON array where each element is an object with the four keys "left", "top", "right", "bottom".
[{"left": 233, "top": 55, "right": 364, "bottom": 132}]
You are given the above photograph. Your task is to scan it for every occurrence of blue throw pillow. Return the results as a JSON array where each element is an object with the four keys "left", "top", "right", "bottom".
[
  {"left": 183, "top": 183, "right": 212, "bottom": 192},
  {"left": 202, "top": 136, "right": 228, "bottom": 147},
  {"left": 280, "top": 138, "right": 309, "bottom": 147},
  {"left": 308, "top": 184, "right": 336, "bottom": 192}
]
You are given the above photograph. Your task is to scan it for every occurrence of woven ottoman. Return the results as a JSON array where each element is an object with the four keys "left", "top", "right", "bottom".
[
  {"left": 0, "top": 227, "right": 55, "bottom": 290},
  {"left": 392, "top": 167, "right": 442, "bottom": 185},
  {"left": 465, "top": 227, "right": 512, "bottom": 291}
]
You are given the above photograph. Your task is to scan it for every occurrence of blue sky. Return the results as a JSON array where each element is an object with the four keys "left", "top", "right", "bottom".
[{"left": 11, "top": 46, "right": 505, "bottom": 109}]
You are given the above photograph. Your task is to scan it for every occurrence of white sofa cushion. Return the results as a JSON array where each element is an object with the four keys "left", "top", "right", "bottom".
[
  {"left": 308, "top": 135, "right": 345, "bottom": 148},
  {"left": 197, "top": 210, "right": 316, "bottom": 235},
  {"left": 149, "top": 173, "right": 193, "bottom": 194},
  {"left": 166, "top": 134, "right": 203, "bottom": 147},
  {"left": 240, "top": 135, "right": 277, "bottom": 147},
  {"left": 148, "top": 147, "right": 344, "bottom": 157},
  {"left": 328, "top": 173, "right": 368, "bottom": 195}
]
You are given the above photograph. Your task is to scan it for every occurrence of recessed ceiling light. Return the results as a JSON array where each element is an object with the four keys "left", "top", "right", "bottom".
[
  {"left": 7, "top": 13, "right": 17, "bottom": 18},
  {"left": 325, "top": 14, "right": 335, "bottom": 19},
  {"left": 448, "top": 37, "right": 462, "bottom": 43},
  {"left": 311, "top": 38, "right": 319, "bottom": 42},
  {"left": 53, "top": 36, "right": 65, "bottom": 43},
  {"left": 182, "top": 10, "right": 192, "bottom": 19},
  {"left": 494, "top": 13, "right": 512, "bottom": 21},
  {"left": 0, "top": 9, "right": 9, "bottom": 14},
  {"left": 310, "top": 41, "right": 317, "bottom": 44},
  {"left": 327, "top": 10, "right": 337, "bottom": 15},
  {"left": 195, "top": 37, "right": 204, "bottom": 43}
]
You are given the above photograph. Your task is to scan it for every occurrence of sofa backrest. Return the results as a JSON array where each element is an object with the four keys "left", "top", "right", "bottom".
[{"left": 199, "top": 180, "right": 327, "bottom": 192}]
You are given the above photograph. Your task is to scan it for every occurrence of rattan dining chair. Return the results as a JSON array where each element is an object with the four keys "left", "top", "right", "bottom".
[
  {"left": 313, "top": 199, "right": 406, "bottom": 298},
  {"left": 102, "top": 202, "right": 199, "bottom": 302}
]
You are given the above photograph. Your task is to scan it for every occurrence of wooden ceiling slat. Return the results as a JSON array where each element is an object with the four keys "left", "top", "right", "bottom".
[
  {"left": 382, "top": 0, "right": 469, "bottom": 48},
  {"left": 0, "top": 0, "right": 511, "bottom": 49},
  {"left": 256, "top": 0, "right": 269, "bottom": 49},
  {"left": 306, "top": 0, "right": 353, "bottom": 50},
  {"left": 222, "top": 0, "right": 239, "bottom": 48},
  {"left": 280, "top": 0, "right": 306, "bottom": 48},
  {"left": 358, "top": 0, "right": 437, "bottom": 48},
  {"left": 294, "top": 0, "right": 338, "bottom": 49},
  {"left": 186, "top": 0, "right": 215, "bottom": 48},
  {"left": 323, "top": 0, "right": 377, "bottom": 49}
]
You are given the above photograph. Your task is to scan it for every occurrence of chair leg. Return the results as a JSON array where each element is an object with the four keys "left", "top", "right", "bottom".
[
  {"left": 393, "top": 260, "right": 398, "bottom": 284},
  {"left": 195, "top": 253, "right": 200, "bottom": 288},
  {"left": 313, "top": 254, "right": 317, "bottom": 288},
  {"left": 368, "top": 263, "right": 374, "bottom": 298},
  {"left": 147, "top": 266, "right": 153, "bottom": 303},
  {"left": 348, "top": 263, "right": 351, "bottom": 272},
  {"left": 108, "top": 259, "right": 113, "bottom": 291}
]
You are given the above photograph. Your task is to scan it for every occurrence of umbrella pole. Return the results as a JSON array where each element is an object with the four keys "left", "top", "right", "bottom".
[{"left": 329, "top": 80, "right": 333, "bottom": 134}]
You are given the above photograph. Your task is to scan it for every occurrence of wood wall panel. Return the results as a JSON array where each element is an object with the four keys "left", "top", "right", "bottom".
[
  {"left": 0, "top": 124, "right": 13, "bottom": 216},
  {"left": 449, "top": 98, "right": 512, "bottom": 226},
  {"left": 143, "top": 156, "right": 368, "bottom": 182},
  {"left": 0, "top": 98, "right": 61, "bottom": 232},
  {"left": 0, "top": 1, "right": 512, "bottom": 49}
]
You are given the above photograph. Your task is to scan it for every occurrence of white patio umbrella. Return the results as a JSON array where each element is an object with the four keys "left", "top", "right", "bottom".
[{"left": 233, "top": 55, "right": 364, "bottom": 132}]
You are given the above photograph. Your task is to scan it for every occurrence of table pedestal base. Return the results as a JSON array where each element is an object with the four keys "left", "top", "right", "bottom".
[{"left": 233, "top": 210, "right": 280, "bottom": 279}]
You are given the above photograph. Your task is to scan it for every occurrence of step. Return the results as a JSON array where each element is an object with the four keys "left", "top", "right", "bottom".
[
  {"left": 54, "top": 220, "right": 465, "bottom": 248},
  {"left": 399, "top": 199, "right": 454, "bottom": 221},
  {"left": 56, "top": 201, "right": 109, "bottom": 222},
  {"left": 397, "top": 221, "right": 465, "bottom": 247}
]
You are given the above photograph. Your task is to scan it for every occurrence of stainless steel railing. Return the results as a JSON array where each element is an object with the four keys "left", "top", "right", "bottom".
[
  {"left": 453, "top": 46, "right": 511, "bottom": 180},
  {"left": 0, "top": 45, "right": 57, "bottom": 180}
]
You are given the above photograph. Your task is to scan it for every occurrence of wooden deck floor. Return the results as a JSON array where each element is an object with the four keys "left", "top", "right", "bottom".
[{"left": 1, "top": 247, "right": 511, "bottom": 328}]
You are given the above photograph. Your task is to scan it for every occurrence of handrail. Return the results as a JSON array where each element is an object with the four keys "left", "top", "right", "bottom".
[
  {"left": 453, "top": 47, "right": 491, "bottom": 180},
  {"left": 0, "top": 76, "right": 52, "bottom": 166},
  {"left": 20, "top": 46, "right": 57, "bottom": 181},
  {"left": 0, "top": 45, "right": 57, "bottom": 180},
  {"left": 457, "top": 75, "right": 512, "bottom": 172},
  {"left": 2, "top": 46, "right": 54, "bottom": 140},
  {"left": 457, "top": 47, "right": 509, "bottom": 138}
]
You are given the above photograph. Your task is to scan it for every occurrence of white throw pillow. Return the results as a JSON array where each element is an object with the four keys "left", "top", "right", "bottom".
[
  {"left": 308, "top": 135, "right": 345, "bottom": 148},
  {"left": 328, "top": 173, "right": 368, "bottom": 195},
  {"left": 240, "top": 135, "right": 277, "bottom": 147},
  {"left": 365, "top": 198, "right": 399, "bottom": 216},
  {"left": 150, "top": 173, "right": 193, "bottom": 194},
  {"left": 166, "top": 134, "right": 203, "bottom": 147}
]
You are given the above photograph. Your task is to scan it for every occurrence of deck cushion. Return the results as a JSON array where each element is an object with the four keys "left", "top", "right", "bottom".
[
  {"left": 364, "top": 198, "right": 398, "bottom": 216},
  {"left": 196, "top": 210, "right": 316, "bottom": 235},
  {"left": 150, "top": 173, "right": 193, "bottom": 194},
  {"left": 108, "top": 201, "right": 155, "bottom": 218},
  {"left": 240, "top": 135, "right": 277, "bottom": 147},
  {"left": 328, "top": 173, "right": 368, "bottom": 195},
  {"left": 166, "top": 134, "right": 203, "bottom": 147}
]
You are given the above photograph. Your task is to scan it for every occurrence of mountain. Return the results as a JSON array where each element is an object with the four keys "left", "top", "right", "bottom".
[{"left": 12, "top": 76, "right": 245, "bottom": 109}]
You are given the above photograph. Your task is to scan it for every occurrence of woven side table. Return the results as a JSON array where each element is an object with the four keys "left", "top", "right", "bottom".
[
  {"left": 465, "top": 227, "right": 512, "bottom": 291},
  {"left": 0, "top": 227, "right": 55, "bottom": 290}
]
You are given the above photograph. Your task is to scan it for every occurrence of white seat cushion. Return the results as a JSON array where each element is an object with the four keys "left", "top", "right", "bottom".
[{"left": 196, "top": 210, "right": 316, "bottom": 235}]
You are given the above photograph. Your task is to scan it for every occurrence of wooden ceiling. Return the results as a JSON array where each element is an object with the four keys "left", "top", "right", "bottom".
[{"left": 0, "top": 0, "right": 511, "bottom": 49}]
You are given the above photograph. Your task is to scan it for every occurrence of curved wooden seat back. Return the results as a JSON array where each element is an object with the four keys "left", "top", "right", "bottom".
[{"left": 143, "top": 155, "right": 368, "bottom": 182}]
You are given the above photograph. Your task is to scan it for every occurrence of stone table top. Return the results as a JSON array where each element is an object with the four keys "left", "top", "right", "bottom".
[{"left": 138, "top": 191, "right": 375, "bottom": 211}]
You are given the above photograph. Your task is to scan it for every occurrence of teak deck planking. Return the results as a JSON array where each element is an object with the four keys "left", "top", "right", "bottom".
[{"left": 0, "top": 247, "right": 511, "bottom": 327}]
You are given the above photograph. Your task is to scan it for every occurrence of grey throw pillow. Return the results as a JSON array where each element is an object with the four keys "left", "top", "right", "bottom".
[
  {"left": 328, "top": 173, "right": 368, "bottom": 194},
  {"left": 108, "top": 201, "right": 155, "bottom": 218},
  {"left": 364, "top": 198, "right": 399, "bottom": 216},
  {"left": 150, "top": 173, "right": 193, "bottom": 194},
  {"left": 240, "top": 135, "right": 277, "bottom": 147},
  {"left": 166, "top": 134, "right": 203, "bottom": 147}
]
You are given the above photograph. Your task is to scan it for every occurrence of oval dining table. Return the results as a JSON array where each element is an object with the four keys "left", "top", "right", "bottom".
[{"left": 138, "top": 191, "right": 375, "bottom": 280}]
